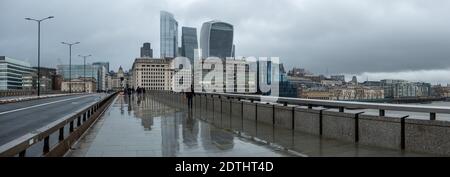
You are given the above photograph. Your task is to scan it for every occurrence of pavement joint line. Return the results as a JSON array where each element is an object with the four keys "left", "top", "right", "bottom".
[{"left": 0, "top": 94, "right": 95, "bottom": 116}]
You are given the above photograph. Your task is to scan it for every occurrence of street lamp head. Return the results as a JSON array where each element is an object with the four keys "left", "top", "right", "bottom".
[
  {"left": 47, "top": 16, "right": 54, "bottom": 19},
  {"left": 74, "top": 42, "right": 80, "bottom": 45},
  {"left": 24, "top": 18, "right": 32, "bottom": 20}
]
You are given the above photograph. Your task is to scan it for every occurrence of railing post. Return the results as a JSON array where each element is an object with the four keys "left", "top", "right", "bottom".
[
  {"left": 339, "top": 107, "right": 345, "bottom": 112},
  {"left": 43, "top": 136, "right": 50, "bottom": 154},
  {"left": 379, "top": 109, "right": 385, "bottom": 116},
  {"left": 19, "top": 150, "right": 26, "bottom": 157},
  {"left": 77, "top": 116, "right": 81, "bottom": 126},
  {"left": 400, "top": 115, "right": 409, "bottom": 150},
  {"left": 58, "top": 127, "right": 64, "bottom": 142},
  {"left": 354, "top": 112, "right": 365, "bottom": 143},
  {"left": 69, "top": 121, "right": 74, "bottom": 133},
  {"left": 430, "top": 112, "right": 436, "bottom": 120}
]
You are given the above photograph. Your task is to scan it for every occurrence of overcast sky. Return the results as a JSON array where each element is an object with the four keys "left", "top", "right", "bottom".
[{"left": 1, "top": 0, "right": 450, "bottom": 84}]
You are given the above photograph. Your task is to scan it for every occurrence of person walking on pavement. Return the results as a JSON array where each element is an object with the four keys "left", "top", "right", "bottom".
[{"left": 186, "top": 84, "right": 194, "bottom": 109}]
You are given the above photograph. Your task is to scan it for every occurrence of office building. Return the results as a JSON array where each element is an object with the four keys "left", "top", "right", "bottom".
[
  {"left": 200, "top": 20, "right": 234, "bottom": 59},
  {"left": 132, "top": 58, "right": 173, "bottom": 90},
  {"left": 160, "top": 11, "right": 178, "bottom": 58},
  {"left": 0, "top": 56, "right": 35, "bottom": 90},
  {"left": 56, "top": 64, "right": 106, "bottom": 91},
  {"left": 92, "top": 62, "right": 110, "bottom": 73},
  {"left": 140, "top": 43, "right": 153, "bottom": 58},
  {"left": 61, "top": 77, "right": 96, "bottom": 93},
  {"left": 193, "top": 58, "right": 256, "bottom": 93},
  {"left": 381, "top": 79, "right": 431, "bottom": 98},
  {"left": 108, "top": 66, "right": 131, "bottom": 91},
  {"left": 181, "top": 27, "right": 198, "bottom": 62}
]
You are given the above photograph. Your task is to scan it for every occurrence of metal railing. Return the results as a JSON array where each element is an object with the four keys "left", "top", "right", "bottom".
[
  {"left": 190, "top": 92, "right": 450, "bottom": 120},
  {"left": 0, "top": 92, "right": 118, "bottom": 157},
  {"left": 0, "top": 90, "right": 69, "bottom": 97}
]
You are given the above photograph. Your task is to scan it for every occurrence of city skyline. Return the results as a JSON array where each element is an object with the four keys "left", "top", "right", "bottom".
[{"left": 1, "top": 0, "right": 450, "bottom": 84}]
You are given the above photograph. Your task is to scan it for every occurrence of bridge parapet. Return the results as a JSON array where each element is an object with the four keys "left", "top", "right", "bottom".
[{"left": 152, "top": 91, "right": 450, "bottom": 156}]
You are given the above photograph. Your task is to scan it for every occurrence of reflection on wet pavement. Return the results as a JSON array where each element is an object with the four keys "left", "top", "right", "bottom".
[
  {"left": 67, "top": 94, "right": 291, "bottom": 157},
  {"left": 67, "top": 94, "right": 427, "bottom": 157}
]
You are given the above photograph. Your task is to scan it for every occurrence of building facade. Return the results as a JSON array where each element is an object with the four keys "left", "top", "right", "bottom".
[
  {"left": 181, "top": 27, "right": 198, "bottom": 62},
  {"left": 108, "top": 66, "right": 131, "bottom": 91},
  {"left": 0, "top": 56, "right": 35, "bottom": 90},
  {"left": 140, "top": 43, "right": 153, "bottom": 58},
  {"left": 200, "top": 21, "right": 234, "bottom": 59},
  {"left": 61, "top": 77, "right": 96, "bottom": 93},
  {"left": 57, "top": 64, "right": 106, "bottom": 91},
  {"left": 132, "top": 58, "right": 173, "bottom": 90},
  {"left": 160, "top": 11, "right": 178, "bottom": 58},
  {"left": 381, "top": 79, "right": 431, "bottom": 98},
  {"left": 193, "top": 58, "right": 256, "bottom": 93},
  {"left": 92, "top": 62, "right": 110, "bottom": 73}
]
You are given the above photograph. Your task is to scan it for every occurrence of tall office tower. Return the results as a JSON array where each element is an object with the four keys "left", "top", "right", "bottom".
[
  {"left": 160, "top": 11, "right": 178, "bottom": 58},
  {"left": 200, "top": 20, "right": 234, "bottom": 59},
  {"left": 140, "top": 42, "right": 153, "bottom": 58},
  {"left": 181, "top": 27, "right": 198, "bottom": 63}
]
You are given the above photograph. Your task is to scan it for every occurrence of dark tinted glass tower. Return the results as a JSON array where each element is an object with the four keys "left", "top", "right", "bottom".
[
  {"left": 181, "top": 27, "right": 198, "bottom": 62},
  {"left": 140, "top": 42, "right": 153, "bottom": 58},
  {"left": 200, "top": 21, "right": 233, "bottom": 59}
]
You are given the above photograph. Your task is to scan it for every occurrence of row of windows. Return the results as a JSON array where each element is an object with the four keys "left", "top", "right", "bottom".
[
  {"left": 139, "top": 68, "right": 167, "bottom": 71},
  {"left": 139, "top": 65, "right": 166, "bottom": 68},
  {"left": 141, "top": 83, "right": 166, "bottom": 86},
  {"left": 141, "top": 76, "right": 165, "bottom": 79},
  {"left": 140, "top": 72, "right": 167, "bottom": 76},
  {"left": 141, "top": 80, "right": 165, "bottom": 83},
  {"left": 142, "top": 87, "right": 166, "bottom": 90}
]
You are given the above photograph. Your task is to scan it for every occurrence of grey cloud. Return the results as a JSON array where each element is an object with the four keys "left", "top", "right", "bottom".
[{"left": 1, "top": 0, "right": 450, "bottom": 78}]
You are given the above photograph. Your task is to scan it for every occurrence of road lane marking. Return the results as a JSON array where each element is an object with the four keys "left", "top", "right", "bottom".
[{"left": 0, "top": 95, "right": 96, "bottom": 116}]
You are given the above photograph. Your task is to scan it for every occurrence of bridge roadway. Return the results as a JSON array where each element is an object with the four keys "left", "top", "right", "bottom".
[
  {"left": 67, "top": 94, "right": 429, "bottom": 157},
  {"left": 0, "top": 93, "right": 108, "bottom": 146}
]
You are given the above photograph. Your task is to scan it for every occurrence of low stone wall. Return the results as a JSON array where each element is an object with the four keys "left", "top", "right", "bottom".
[
  {"left": 243, "top": 102, "right": 257, "bottom": 121},
  {"left": 188, "top": 93, "right": 450, "bottom": 156},
  {"left": 405, "top": 119, "right": 450, "bottom": 155},
  {"left": 359, "top": 115, "right": 401, "bottom": 150},
  {"left": 257, "top": 103, "right": 274, "bottom": 125},
  {"left": 322, "top": 111, "right": 356, "bottom": 142},
  {"left": 294, "top": 108, "right": 321, "bottom": 135},
  {"left": 274, "top": 105, "right": 294, "bottom": 130}
]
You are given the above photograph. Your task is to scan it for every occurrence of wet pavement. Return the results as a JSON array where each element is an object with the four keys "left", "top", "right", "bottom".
[{"left": 67, "top": 94, "right": 428, "bottom": 157}]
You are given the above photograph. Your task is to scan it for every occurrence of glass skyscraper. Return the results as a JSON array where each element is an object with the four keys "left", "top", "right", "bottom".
[
  {"left": 181, "top": 27, "right": 198, "bottom": 62},
  {"left": 200, "top": 21, "right": 234, "bottom": 59},
  {"left": 0, "top": 56, "right": 34, "bottom": 90},
  {"left": 160, "top": 11, "right": 178, "bottom": 58}
]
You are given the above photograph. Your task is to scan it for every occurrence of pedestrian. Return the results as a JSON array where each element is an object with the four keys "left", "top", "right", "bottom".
[{"left": 186, "top": 85, "right": 194, "bottom": 109}]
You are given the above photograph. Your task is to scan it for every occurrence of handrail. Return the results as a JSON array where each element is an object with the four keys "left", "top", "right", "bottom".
[
  {"left": 144, "top": 90, "right": 450, "bottom": 119},
  {"left": 189, "top": 92, "right": 450, "bottom": 119},
  {"left": 0, "top": 92, "right": 118, "bottom": 157}
]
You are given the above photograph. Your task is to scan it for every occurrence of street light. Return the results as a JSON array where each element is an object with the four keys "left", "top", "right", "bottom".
[
  {"left": 61, "top": 42, "right": 80, "bottom": 93},
  {"left": 78, "top": 54, "right": 91, "bottom": 93},
  {"left": 25, "top": 16, "right": 54, "bottom": 96}
]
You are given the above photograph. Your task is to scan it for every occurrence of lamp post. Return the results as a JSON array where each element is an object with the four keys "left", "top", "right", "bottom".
[
  {"left": 25, "top": 16, "right": 54, "bottom": 96},
  {"left": 61, "top": 42, "right": 80, "bottom": 93},
  {"left": 78, "top": 54, "right": 91, "bottom": 93}
]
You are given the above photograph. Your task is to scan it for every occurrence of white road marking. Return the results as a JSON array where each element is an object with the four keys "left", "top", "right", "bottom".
[{"left": 0, "top": 95, "right": 95, "bottom": 116}]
